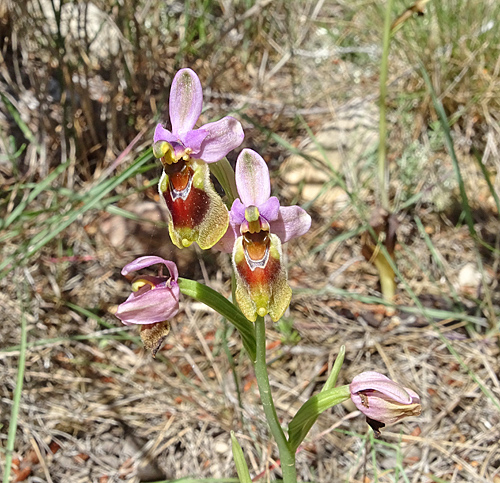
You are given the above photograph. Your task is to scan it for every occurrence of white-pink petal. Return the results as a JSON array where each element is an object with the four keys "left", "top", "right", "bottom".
[
  {"left": 235, "top": 149, "right": 271, "bottom": 207},
  {"left": 350, "top": 372, "right": 412, "bottom": 404},
  {"left": 212, "top": 225, "right": 238, "bottom": 253},
  {"left": 271, "top": 205, "right": 312, "bottom": 243},
  {"left": 121, "top": 256, "right": 178, "bottom": 281},
  {"left": 116, "top": 283, "right": 180, "bottom": 325},
  {"left": 169, "top": 68, "right": 203, "bottom": 135},
  {"left": 153, "top": 124, "right": 177, "bottom": 144},
  {"left": 194, "top": 116, "right": 244, "bottom": 163}
]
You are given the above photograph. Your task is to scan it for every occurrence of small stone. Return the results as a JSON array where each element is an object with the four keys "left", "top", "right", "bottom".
[
  {"left": 280, "top": 154, "right": 331, "bottom": 185},
  {"left": 458, "top": 263, "right": 482, "bottom": 288},
  {"left": 101, "top": 215, "right": 127, "bottom": 247},
  {"left": 214, "top": 441, "right": 229, "bottom": 454}
]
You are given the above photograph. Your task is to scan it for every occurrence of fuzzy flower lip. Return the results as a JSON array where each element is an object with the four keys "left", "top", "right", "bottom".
[
  {"left": 116, "top": 256, "right": 180, "bottom": 326},
  {"left": 217, "top": 149, "right": 311, "bottom": 252},
  {"left": 350, "top": 371, "right": 421, "bottom": 427},
  {"left": 153, "top": 68, "right": 244, "bottom": 163}
]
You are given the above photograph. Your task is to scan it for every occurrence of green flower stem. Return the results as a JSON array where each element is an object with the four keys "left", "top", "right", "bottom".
[
  {"left": 178, "top": 278, "right": 256, "bottom": 361},
  {"left": 209, "top": 157, "right": 238, "bottom": 207},
  {"left": 254, "top": 316, "right": 296, "bottom": 482}
]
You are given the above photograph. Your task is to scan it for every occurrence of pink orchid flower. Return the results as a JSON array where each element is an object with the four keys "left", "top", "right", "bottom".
[
  {"left": 217, "top": 149, "right": 311, "bottom": 322},
  {"left": 153, "top": 68, "right": 244, "bottom": 250},
  {"left": 115, "top": 256, "right": 180, "bottom": 325}
]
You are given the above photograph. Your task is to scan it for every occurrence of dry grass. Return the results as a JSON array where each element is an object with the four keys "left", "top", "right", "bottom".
[{"left": 1, "top": 1, "right": 500, "bottom": 482}]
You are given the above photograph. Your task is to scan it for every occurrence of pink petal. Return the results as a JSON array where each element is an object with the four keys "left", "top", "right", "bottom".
[
  {"left": 182, "top": 128, "right": 208, "bottom": 153},
  {"left": 259, "top": 196, "right": 280, "bottom": 222},
  {"left": 212, "top": 225, "right": 238, "bottom": 253},
  {"left": 271, "top": 205, "right": 311, "bottom": 243},
  {"left": 121, "top": 256, "right": 178, "bottom": 281},
  {"left": 352, "top": 371, "right": 392, "bottom": 385},
  {"left": 194, "top": 116, "right": 244, "bottom": 163},
  {"left": 350, "top": 372, "right": 412, "bottom": 404},
  {"left": 116, "top": 283, "right": 180, "bottom": 325},
  {"left": 354, "top": 391, "right": 419, "bottom": 424},
  {"left": 154, "top": 124, "right": 177, "bottom": 144},
  {"left": 235, "top": 149, "right": 271, "bottom": 206},
  {"left": 229, "top": 198, "right": 246, "bottom": 225},
  {"left": 405, "top": 388, "right": 421, "bottom": 404},
  {"left": 169, "top": 68, "right": 203, "bottom": 135}
]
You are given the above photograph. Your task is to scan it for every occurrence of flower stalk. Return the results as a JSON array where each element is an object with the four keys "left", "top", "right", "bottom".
[{"left": 254, "top": 316, "right": 297, "bottom": 483}]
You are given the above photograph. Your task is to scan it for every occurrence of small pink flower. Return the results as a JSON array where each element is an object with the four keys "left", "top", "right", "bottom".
[
  {"left": 350, "top": 372, "right": 421, "bottom": 434},
  {"left": 115, "top": 256, "right": 180, "bottom": 325}
]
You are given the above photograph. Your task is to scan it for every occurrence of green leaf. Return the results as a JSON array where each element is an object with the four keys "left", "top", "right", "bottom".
[
  {"left": 230, "top": 431, "right": 252, "bottom": 483},
  {"left": 321, "top": 345, "right": 345, "bottom": 392},
  {"left": 178, "top": 278, "right": 256, "bottom": 361},
  {"left": 3, "top": 284, "right": 28, "bottom": 483},
  {"left": 288, "top": 384, "right": 351, "bottom": 452}
]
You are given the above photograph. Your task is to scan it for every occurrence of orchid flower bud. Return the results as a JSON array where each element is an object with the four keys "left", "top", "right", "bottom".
[{"left": 350, "top": 371, "right": 421, "bottom": 436}]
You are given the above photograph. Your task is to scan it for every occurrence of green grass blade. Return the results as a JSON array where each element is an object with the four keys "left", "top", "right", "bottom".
[
  {"left": 2, "top": 158, "right": 73, "bottom": 229},
  {"left": 0, "top": 148, "right": 154, "bottom": 279},
  {"left": 151, "top": 480, "right": 239, "bottom": 483},
  {"left": 294, "top": 286, "right": 487, "bottom": 326},
  {"left": 472, "top": 150, "right": 500, "bottom": 217},
  {"left": 420, "top": 65, "right": 496, "bottom": 327},
  {"left": 420, "top": 66, "right": 475, "bottom": 236},
  {"left": 3, "top": 286, "right": 28, "bottom": 483},
  {"left": 230, "top": 431, "right": 252, "bottom": 483}
]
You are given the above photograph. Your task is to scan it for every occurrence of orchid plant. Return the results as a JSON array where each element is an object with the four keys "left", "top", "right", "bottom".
[{"left": 115, "top": 68, "right": 421, "bottom": 482}]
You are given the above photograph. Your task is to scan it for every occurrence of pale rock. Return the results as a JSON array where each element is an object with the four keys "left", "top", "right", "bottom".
[
  {"left": 214, "top": 440, "right": 229, "bottom": 454},
  {"left": 458, "top": 263, "right": 482, "bottom": 288},
  {"left": 280, "top": 154, "right": 331, "bottom": 185},
  {"left": 36, "top": 0, "right": 121, "bottom": 64},
  {"left": 280, "top": 100, "right": 379, "bottom": 213}
]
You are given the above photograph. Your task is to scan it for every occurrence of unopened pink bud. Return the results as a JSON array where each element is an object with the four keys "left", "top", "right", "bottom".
[{"left": 350, "top": 371, "right": 421, "bottom": 432}]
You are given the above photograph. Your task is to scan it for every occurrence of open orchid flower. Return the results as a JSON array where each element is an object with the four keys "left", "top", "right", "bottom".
[
  {"left": 220, "top": 149, "right": 311, "bottom": 322},
  {"left": 153, "top": 68, "right": 244, "bottom": 250},
  {"left": 350, "top": 371, "right": 422, "bottom": 436},
  {"left": 116, "top": 256, "right": 180, "bottom": 356}
]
